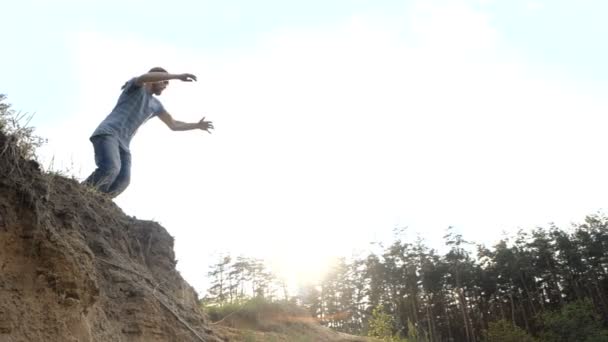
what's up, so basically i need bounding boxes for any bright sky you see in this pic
[3,0,608,293]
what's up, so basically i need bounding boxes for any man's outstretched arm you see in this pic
[158,111,214,133]
[136,72,197,85]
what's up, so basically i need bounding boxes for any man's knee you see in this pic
[101,165,121,182]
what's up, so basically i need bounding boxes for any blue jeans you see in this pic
[83,135,131,197]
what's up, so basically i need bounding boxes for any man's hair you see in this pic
[149,67,168,73]
[122,67,168,89]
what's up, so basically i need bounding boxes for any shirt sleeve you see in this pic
[122,77,141,93]
[150,98,166,117]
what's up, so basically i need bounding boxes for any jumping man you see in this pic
[83,67,214,197]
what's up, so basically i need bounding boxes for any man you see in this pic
[84,67,214,197]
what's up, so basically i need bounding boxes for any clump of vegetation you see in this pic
[205,297,277,324]
[539,299,608,342]
[484,320,537,342]
[204,297,306,332]
[0,94,45,161]
[367,305,407,342]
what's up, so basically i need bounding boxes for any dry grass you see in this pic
[206,299,378,342]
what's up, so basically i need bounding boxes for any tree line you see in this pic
[204,215,608,341]
[203,254,289,306]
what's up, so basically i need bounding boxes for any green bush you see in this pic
[367,305,408,342]
[484,320,537,342]
[540,299,608,342]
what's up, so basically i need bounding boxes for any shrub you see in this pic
[0,94,45,160]
[484,320,537,342]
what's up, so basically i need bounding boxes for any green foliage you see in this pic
[540,299,608,342]
[368,305,408,342]
[204,301,244,322]
[368,305,393,339]
[484,320,537,342]
[0,94,45,160]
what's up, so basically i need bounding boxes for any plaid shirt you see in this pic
[91,78,165,151]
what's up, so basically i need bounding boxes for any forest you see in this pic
[204,216,608,341]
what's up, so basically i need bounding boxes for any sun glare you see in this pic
[268,246,340,290]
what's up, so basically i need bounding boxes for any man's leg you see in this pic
[83,135,121,193]
[107,148,132,198]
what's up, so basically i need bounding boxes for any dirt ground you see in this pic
[0,131,222,342]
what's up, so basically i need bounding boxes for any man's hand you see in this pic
[177,73,197,82]
[198,117,214,133]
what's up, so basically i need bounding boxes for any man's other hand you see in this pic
[198,117,214,133]
[178,73,197,82]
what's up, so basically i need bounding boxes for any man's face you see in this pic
[151,80,169,95]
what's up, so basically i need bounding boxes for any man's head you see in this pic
[148,66,169,95]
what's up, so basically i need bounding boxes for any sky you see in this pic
[2,0,608,294]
